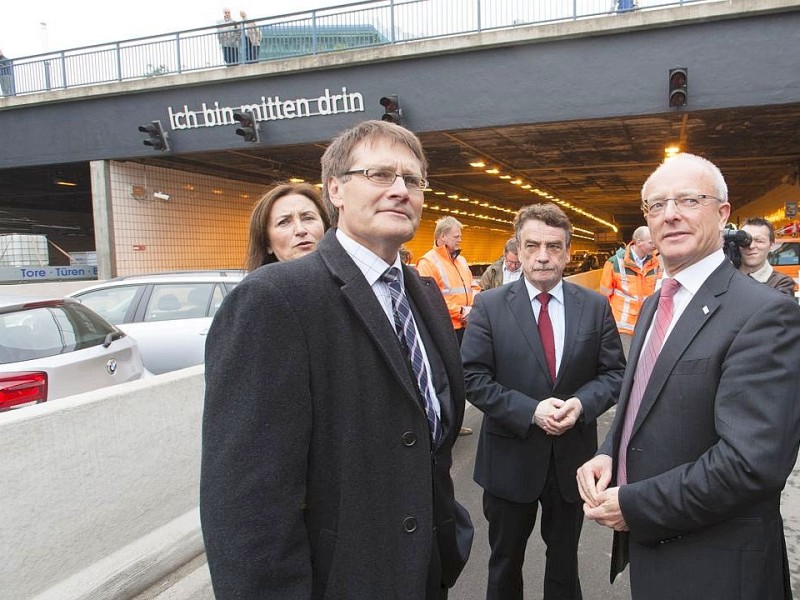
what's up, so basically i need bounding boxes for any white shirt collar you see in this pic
[523,277,565,305]
[747,260,773,283]
[335,228,402,286]
[664,249,726,295]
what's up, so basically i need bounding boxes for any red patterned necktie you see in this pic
[617,277,681,485]
[536,292,557,383]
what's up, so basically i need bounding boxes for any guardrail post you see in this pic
[44,60,52,91]
[312,11,318,54]
[390,0,396,44]
[573,0,578,20]
[175,33,182,74]
[115,42,122,82]
[59,52,66,89]
[476,0,482,32]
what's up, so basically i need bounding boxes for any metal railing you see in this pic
[0,0,703,97]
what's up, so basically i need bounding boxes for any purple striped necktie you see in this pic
[382,267,441,444]
[617,277,681,485]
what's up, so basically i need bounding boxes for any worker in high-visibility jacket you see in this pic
[417,216,480,345]
[599,225,661,357]
[417,216,480,435]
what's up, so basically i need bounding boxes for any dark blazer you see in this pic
[462,277,625,504]
[200,231,473,599]
[602,260,800,600]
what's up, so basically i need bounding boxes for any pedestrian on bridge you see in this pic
[216,8,239,65]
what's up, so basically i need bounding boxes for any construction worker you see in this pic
[600,225,660,356]
[418,216,480,436]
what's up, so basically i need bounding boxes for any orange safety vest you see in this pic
[600,243,661,335]
[417,245,479,330]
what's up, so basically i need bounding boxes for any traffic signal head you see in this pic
[138,120,170,151]
[380,95,402,125]
[669,67,688,108]
[233,109,260,143]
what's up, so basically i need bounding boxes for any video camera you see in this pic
[722,225,752,269]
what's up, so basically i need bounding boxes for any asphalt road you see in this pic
[449,404,631,600]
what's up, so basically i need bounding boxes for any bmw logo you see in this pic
[106,359,118,375]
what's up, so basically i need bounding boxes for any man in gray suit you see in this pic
[462,203,625,600]
[578,153,800,600]
[201,120,472,599]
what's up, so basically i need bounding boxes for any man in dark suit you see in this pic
[461,203,625,600]
[200,120,473,599]
[578,153,800,600]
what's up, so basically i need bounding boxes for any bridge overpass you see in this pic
[1,0,799,277]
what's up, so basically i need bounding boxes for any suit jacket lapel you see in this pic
[630,262,731,437]
[557,282,585,386]
[507,278,552,380]
[317,232,421,408]
[405,266,462,445]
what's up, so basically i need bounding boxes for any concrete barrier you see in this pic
[0,366,206,600]
[565,268,603,291]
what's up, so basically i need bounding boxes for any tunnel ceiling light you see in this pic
[289,177,305,183]
[664,145,681,158]
[485,168,500,174]
[469,161,486,168]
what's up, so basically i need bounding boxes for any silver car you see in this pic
[0,296,147,412]
[69,271,243,374]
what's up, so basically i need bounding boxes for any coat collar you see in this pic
[627,260,733,437]
[317,230,461,447]
[505,277,583,388]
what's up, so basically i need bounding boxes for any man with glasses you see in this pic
[739,216,795,297]
[600,226,661,356]
[201,120,473,599]
[479,237,522,290]
[578,153,800,600]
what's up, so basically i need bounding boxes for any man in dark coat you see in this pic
[462,203,625,600]
[200,120,473,599]
[578,153,800,600]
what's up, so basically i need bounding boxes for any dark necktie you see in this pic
[536,292,557,383]
[617,277,681,485]
[381,267,441,443]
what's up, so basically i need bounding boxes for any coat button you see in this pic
[403,516,417,533]
[402,431,417,447]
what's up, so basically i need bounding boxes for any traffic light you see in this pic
[669,67,688,107]
[138,120,170,151]
[380,95,402,125]
[233,109,260,143]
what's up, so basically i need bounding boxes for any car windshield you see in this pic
[768,242,800,266]
[0,303,116,364]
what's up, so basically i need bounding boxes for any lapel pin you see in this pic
[702,306,709,314]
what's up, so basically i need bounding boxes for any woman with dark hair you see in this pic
[244,182,331,272]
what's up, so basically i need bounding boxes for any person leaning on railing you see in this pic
[216,8,239,66]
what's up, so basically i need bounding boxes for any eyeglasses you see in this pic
[505,258,521,269]
[343,168,428,191]
[642,194,722,216]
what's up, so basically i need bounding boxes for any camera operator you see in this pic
[739,217,796,297]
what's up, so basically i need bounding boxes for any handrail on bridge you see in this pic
[0,0,701,97]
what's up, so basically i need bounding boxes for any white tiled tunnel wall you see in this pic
[109,161,269,275]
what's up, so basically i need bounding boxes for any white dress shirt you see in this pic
[336,229,440,419]
[523,277,566,374]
